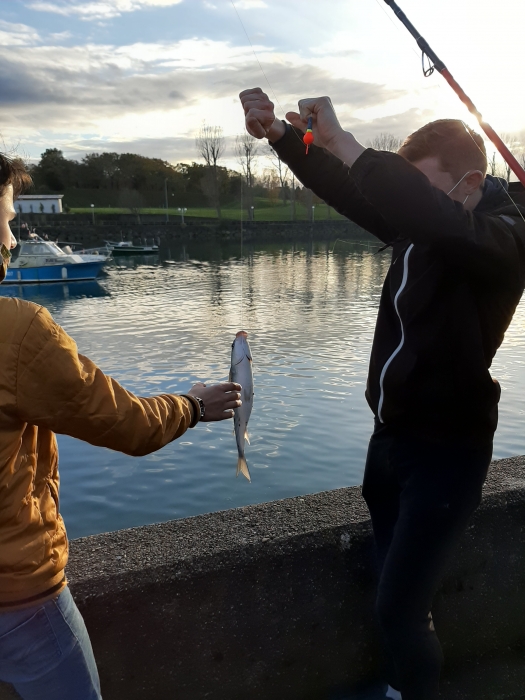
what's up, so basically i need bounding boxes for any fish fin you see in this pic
[236,456,251,482]
[244,429,250,445]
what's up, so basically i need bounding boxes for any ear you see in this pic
[465,170,484,194]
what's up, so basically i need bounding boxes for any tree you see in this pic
[196,124,225,218]
[265,144,290,205]
[31,149,78,191]
[235,133,259,216]
[367,133,403,152]
[499,133,521,183]
[488,152,498,177]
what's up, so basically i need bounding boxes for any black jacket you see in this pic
[272,126,525,440]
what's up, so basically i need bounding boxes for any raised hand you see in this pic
[286,96,345,152]
[239,87,285,142]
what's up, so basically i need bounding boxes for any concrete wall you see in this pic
[10,217,371,248]
[1,456,525,700]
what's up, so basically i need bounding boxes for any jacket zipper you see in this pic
[378,244,414,423]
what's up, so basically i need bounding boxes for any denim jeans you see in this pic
[362,420,493,700]
[0,586,101,700]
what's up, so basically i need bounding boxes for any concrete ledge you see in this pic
[2,456,525,699]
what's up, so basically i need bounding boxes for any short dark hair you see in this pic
[0,153,32,199]
[398,119,487,181]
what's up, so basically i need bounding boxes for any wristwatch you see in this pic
[181,395,206,427]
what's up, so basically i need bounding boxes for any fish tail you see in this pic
[236,456,251,482]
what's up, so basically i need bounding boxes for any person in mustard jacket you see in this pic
[0,154,242,700]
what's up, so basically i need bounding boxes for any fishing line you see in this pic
[372,0,525,225]
[240,169,244,329]
[460,121,525,227]
[371,0,421,62]
[229,0,306,148]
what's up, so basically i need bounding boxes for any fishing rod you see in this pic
[383,0,525,187]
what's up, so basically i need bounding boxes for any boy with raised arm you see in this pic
[240,88,525,700]
[0,154,242,700]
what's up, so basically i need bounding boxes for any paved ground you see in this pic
[335,649,525,700]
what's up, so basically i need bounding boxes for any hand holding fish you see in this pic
[186,382,242,422]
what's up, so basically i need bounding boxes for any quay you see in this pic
[1,456,524,699]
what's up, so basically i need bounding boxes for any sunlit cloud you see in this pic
[234,1,268,8]
[0,20,41,46]
[26,0,184,21]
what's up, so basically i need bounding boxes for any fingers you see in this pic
[221,382,242,392]
[224,396,242,409]
[242,98,274,115]
[286,111,306,132]
[239,87,269,111]
[190,382,206,390]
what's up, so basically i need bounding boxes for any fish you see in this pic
[229,330,254,482]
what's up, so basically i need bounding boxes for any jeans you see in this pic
[362,420,492,700]
[0,586,101,700]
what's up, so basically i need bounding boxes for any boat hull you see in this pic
[4,261,105,284]
[110,248,158,255]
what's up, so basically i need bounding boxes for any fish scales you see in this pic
[229,330,254,482]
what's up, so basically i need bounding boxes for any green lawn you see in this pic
[70,202,346,222]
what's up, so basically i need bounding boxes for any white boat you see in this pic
[5,236,107,284]
[104,240,159,255]
[60,242,113,263]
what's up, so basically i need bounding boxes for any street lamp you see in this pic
[250,205,255,221]
[164,178,169,223]
[90,203,95,225]
[178,207,187,225]
[311,204,316,223]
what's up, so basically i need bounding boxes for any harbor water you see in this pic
[3,238,525,539]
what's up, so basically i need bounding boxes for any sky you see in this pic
[0,0,524,172]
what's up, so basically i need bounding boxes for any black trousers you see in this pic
[362,420,493,700]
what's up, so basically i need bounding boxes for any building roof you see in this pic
[16,195,64,200]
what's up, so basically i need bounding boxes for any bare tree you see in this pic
[488,152,498,177]
[265,144,289,206]
[499,133,520,183]
[196,123,225,218]
[367,133,403,152]
[235,133,259,217]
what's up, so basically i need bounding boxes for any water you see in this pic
[3,239,525,539]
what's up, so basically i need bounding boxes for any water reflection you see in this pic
[1,238,524,539]
[0,280,109,304]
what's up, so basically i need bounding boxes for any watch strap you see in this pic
[181,395,205,428]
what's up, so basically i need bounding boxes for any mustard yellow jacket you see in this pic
[0,297,194,608]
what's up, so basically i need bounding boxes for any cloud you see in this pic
[0,20,41,46]
[27,0,184,21]
[0,34,409,165]
[0,38,402,116]
[234,1,268,8]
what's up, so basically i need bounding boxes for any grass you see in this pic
[70,202,347,222]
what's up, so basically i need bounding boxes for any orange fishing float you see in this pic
[303,116,314,154]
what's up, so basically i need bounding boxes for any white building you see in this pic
[15,195,64,214]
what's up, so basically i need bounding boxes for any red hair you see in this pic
[398,119,487,181]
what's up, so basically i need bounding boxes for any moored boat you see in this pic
[104,240,159,255]
[4,236,106,284]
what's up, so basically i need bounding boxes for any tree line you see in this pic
[28,128,525,216]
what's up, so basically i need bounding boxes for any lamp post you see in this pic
[250,205,255,221]
[178,207,187,225]
[90,203,95,225]
[311,204,316,223]
[164,178,169,223]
